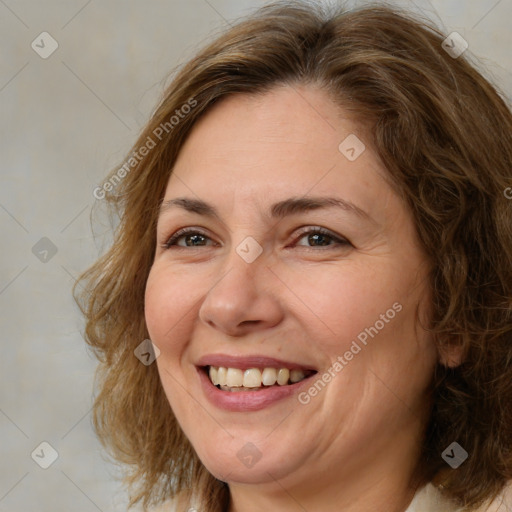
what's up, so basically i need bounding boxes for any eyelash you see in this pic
[161,226,351,251]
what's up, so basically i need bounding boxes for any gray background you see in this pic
[1,1,510,511]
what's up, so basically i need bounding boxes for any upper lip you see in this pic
[196,353,317,372]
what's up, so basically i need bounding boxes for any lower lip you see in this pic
[197,367,315,412]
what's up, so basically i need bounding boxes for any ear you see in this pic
[438,342,465,368]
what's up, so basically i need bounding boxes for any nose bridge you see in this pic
[213,233,267,298]
[219,201,269,273]
[198,233,281,334]
[234,233,266,267]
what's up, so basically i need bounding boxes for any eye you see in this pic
[292,227,351,249]
[161,228,216,249]
[161,226,352,250]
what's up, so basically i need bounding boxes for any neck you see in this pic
[228,473,422,512]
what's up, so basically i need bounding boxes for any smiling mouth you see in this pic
[203,365,317,391]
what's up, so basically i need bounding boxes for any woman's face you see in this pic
[145,85,437,500]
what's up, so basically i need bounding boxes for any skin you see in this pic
[144,84,439,512]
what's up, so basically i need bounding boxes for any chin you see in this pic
[193,439,291,484]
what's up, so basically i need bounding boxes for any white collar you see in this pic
[405,483,463,512]
[405,482,512,512]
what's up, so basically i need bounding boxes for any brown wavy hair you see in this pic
[74,1,512,510]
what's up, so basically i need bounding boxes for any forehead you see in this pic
[163,85,391,217]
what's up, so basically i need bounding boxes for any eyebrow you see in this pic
[158,196,375,224]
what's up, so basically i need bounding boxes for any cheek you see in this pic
[144,268,195,408]
[144,265,192,347]
[271,260,396,348]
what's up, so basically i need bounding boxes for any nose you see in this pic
[198,247,284,337]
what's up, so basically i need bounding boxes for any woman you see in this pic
[75,2,512,511]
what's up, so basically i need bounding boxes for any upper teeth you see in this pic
[208,366,308,388]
